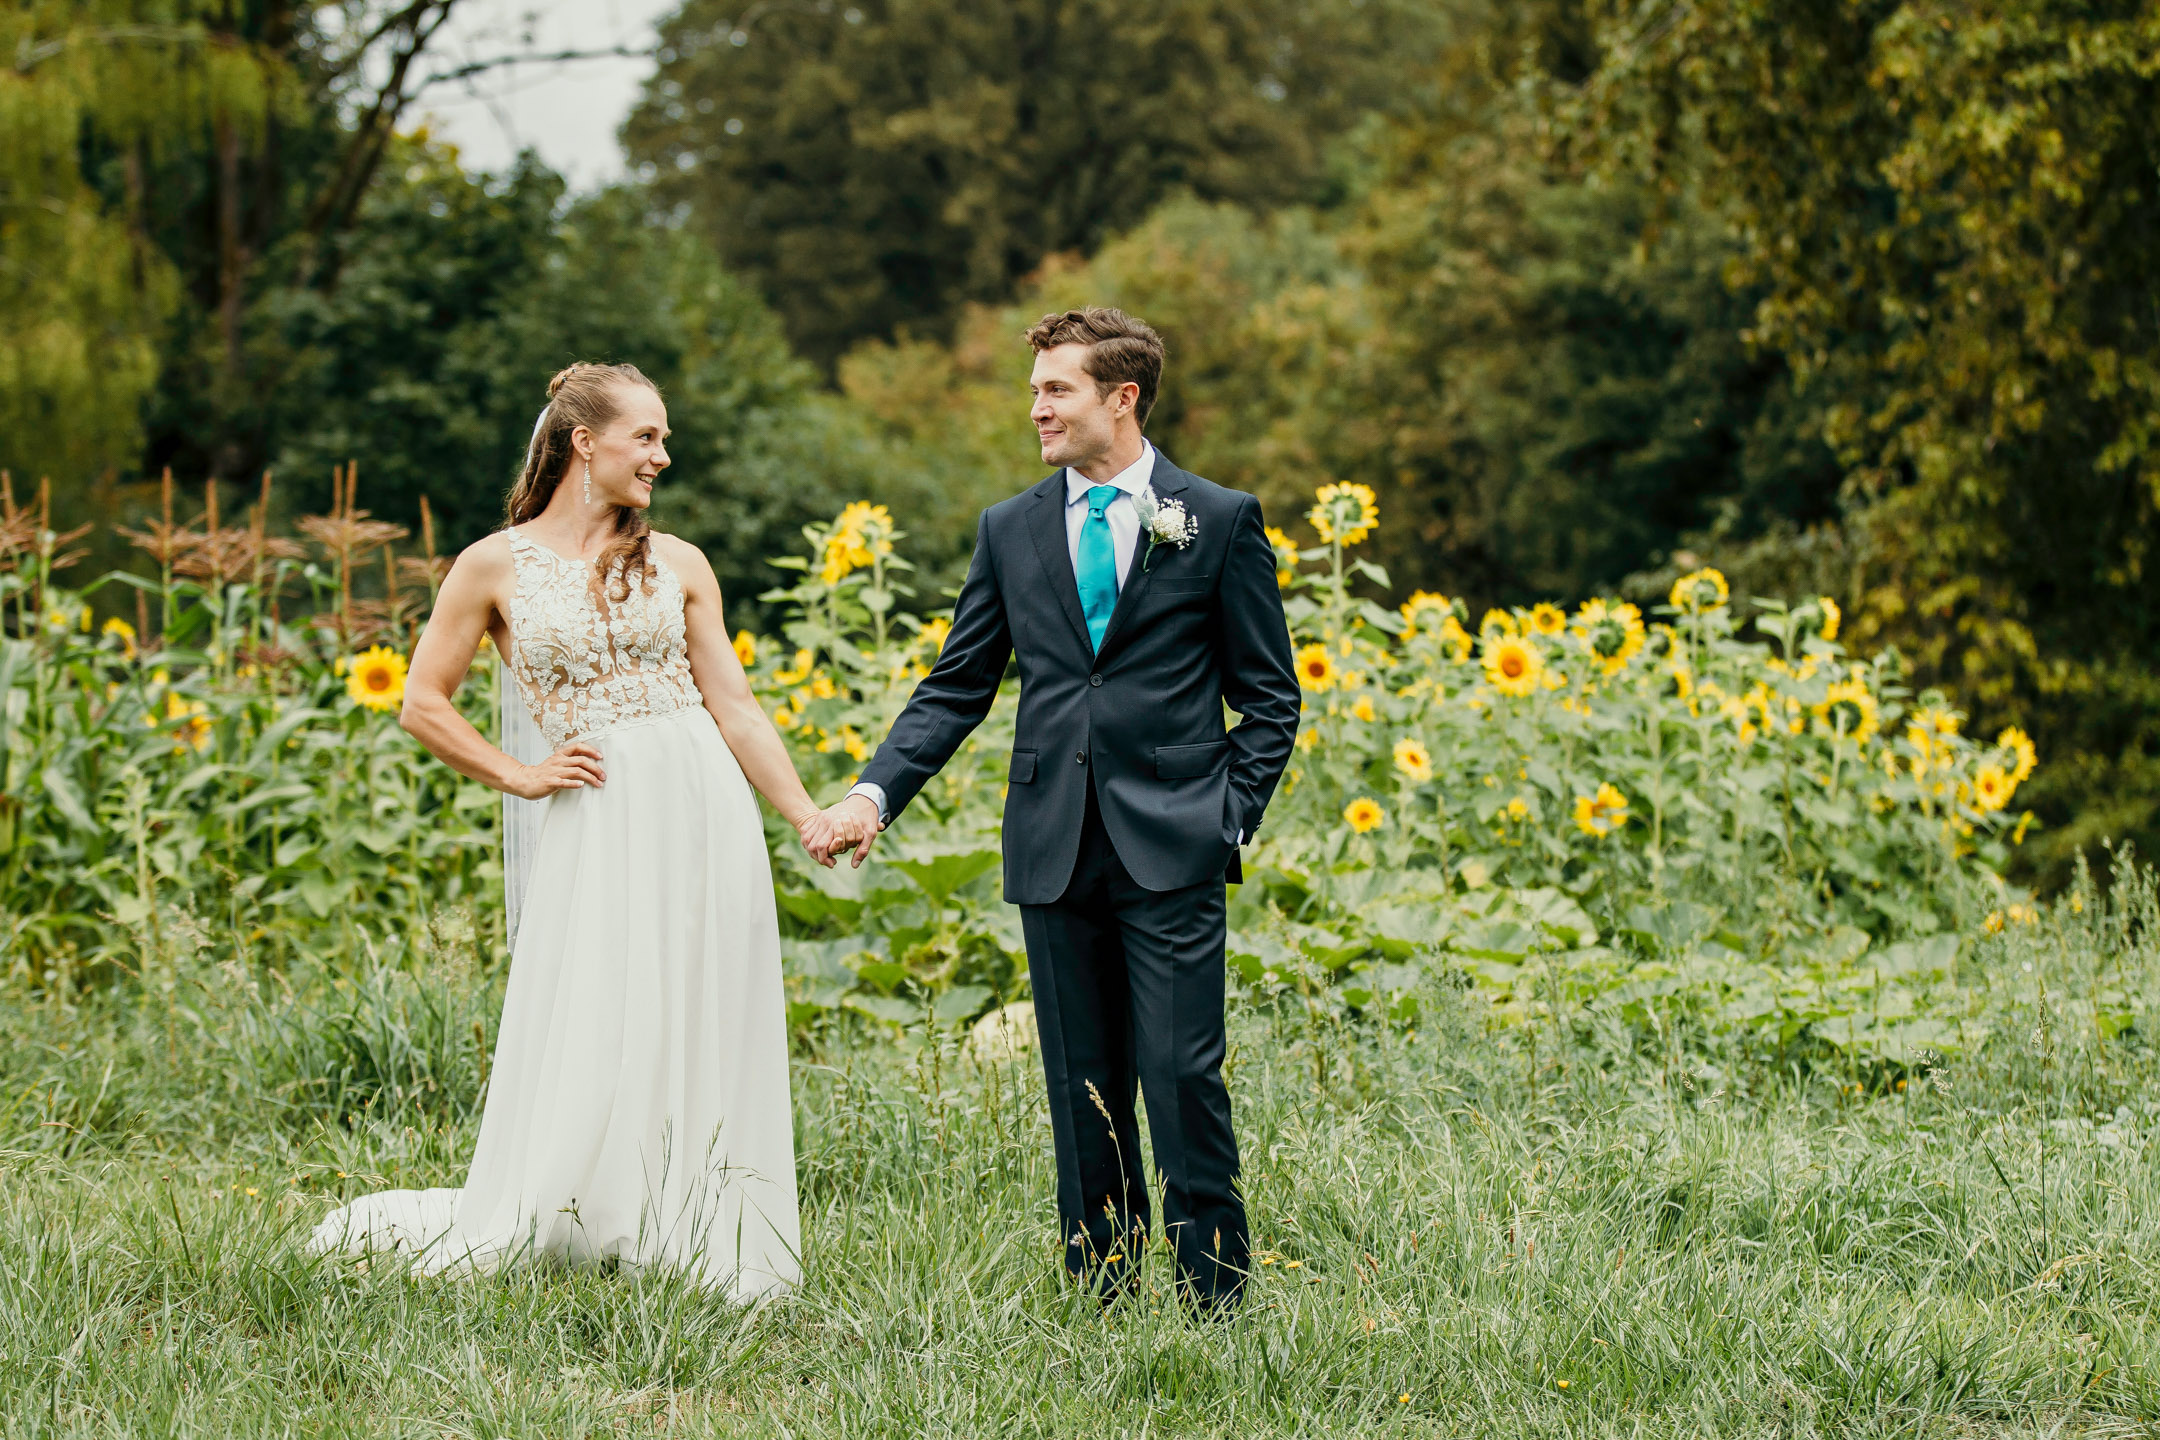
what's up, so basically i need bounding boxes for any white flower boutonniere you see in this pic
[1133,485,1197,571]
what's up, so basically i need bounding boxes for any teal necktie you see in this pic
[1075,483,1121,651]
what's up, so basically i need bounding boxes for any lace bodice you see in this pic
[505,528,702,749]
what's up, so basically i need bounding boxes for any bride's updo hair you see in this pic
[506,362,660,601]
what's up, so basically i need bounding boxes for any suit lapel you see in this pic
[1025,472,1094,656]
[1093,456,1191,661]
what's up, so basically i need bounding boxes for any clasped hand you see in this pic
[793,793,883,869]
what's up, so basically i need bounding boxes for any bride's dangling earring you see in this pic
[583,458,593,505]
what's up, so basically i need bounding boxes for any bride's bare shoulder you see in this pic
[650,532,716,582]
[438,531,515,592]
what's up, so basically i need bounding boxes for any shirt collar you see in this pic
[1064,441,1156,506]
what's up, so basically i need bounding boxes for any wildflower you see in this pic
[1573,783,1628,837]
[1393,737,1433,783]
[1295,725,1319,752]
[1983,910,2005,934]
[1815,595,1841,643]
[1971,764,2014,813]
[1813,677,1880,745]
[345,646,408,712]
[1307,482,1379,547]
[1670,567,1729,614]
[1343,797,1385,833]
[1483,635,1544,697]
[1399,590,1456,638]
[775,648,814,685]
[1528,602,1566,636]
[2012,810,2036,845]
[1295,643,1338,692]
[1266,526,1302,587]
[1997,725,2037,784]
[1571,599,1645,676]
[1506,797,1529,821]
[1350,694,1376,723]
[101,615,138,659]
[807,671,840,701]
[771,705,797,730]
[732,630,758,668]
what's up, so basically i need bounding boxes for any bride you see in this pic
[310,361,841,1298]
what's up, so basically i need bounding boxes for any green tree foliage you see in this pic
[0,2,283,486]
[624,0,1448,366]
[1573,0,2160,874]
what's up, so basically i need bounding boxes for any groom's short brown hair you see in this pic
[1024,307,1165,430]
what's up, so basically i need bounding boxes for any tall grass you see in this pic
[2,865,2157,1436]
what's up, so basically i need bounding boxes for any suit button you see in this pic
[1089,673,1103,687]
[1075,750,1087,764]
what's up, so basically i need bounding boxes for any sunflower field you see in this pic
[0,472,2039,1064]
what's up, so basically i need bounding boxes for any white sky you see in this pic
[415,0,678,189]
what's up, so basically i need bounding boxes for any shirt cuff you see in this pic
[846,781,889,826]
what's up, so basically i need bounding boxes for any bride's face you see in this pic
[576,386,671,510]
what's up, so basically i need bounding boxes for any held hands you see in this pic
[508,742,606,800]
[796,793,883,869]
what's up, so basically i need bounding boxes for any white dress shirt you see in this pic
[848,443,1180,829]
[1063,441,1155,592]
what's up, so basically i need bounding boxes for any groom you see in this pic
[824,308,1300,1310]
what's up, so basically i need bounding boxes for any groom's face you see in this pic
[1030,343,1129,470]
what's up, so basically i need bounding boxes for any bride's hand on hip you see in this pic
[508,743,606,800]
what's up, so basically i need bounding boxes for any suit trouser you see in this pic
[1019,784,1247,1306]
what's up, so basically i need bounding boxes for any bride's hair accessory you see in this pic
[530,403,552,442]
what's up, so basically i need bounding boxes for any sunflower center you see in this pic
[1500,653,1525,678]
[365,670,392,692]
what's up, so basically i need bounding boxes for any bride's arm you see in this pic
[664,537,838,862]
[401,536,606,801]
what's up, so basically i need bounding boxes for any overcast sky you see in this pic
[416,0,677,189]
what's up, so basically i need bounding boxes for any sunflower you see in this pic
[1910,706,1961,738]
[1506,797,1530,821]
[916,616,952,655]
[1479,608,1518,641]
[835,501,897,556]
[1815,595,1842,643]
[1295,643,1337,692]
[1571,599,1645,676]
[1528,603,1566,636]
[1812,677,1879,744]
[1307,483,1379,547]
[1971,763,2015,813]
[1482,634,1544,697]
[1435,616,1474,663]
[101,615,138,660]
[1399,590,1456,638]
[1997,725,2037,784]
[1670,567,1730,614]
[1350,693,1376,723]
[1343,797,1386,833]
[1266,526,1302,588]
[346,646,407,712]
[1393,736,1433,782]
[145,691,213,752]
[732,630,758,668]
[775,648,814,685]
[1573,782,1628,837]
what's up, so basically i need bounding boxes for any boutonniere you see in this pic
[1133,485,1197,571]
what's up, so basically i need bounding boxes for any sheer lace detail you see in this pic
[505,528,701,749]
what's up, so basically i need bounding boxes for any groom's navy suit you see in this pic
[857,451,1299,1305]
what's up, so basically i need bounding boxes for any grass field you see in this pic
[4,894,2158,1439]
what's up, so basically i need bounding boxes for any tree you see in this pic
[624,0,1448,367]
[1574,0,2160,875]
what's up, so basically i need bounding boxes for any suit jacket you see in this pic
[858,456,1302,905]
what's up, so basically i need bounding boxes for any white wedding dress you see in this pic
[309,528,800,1299]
